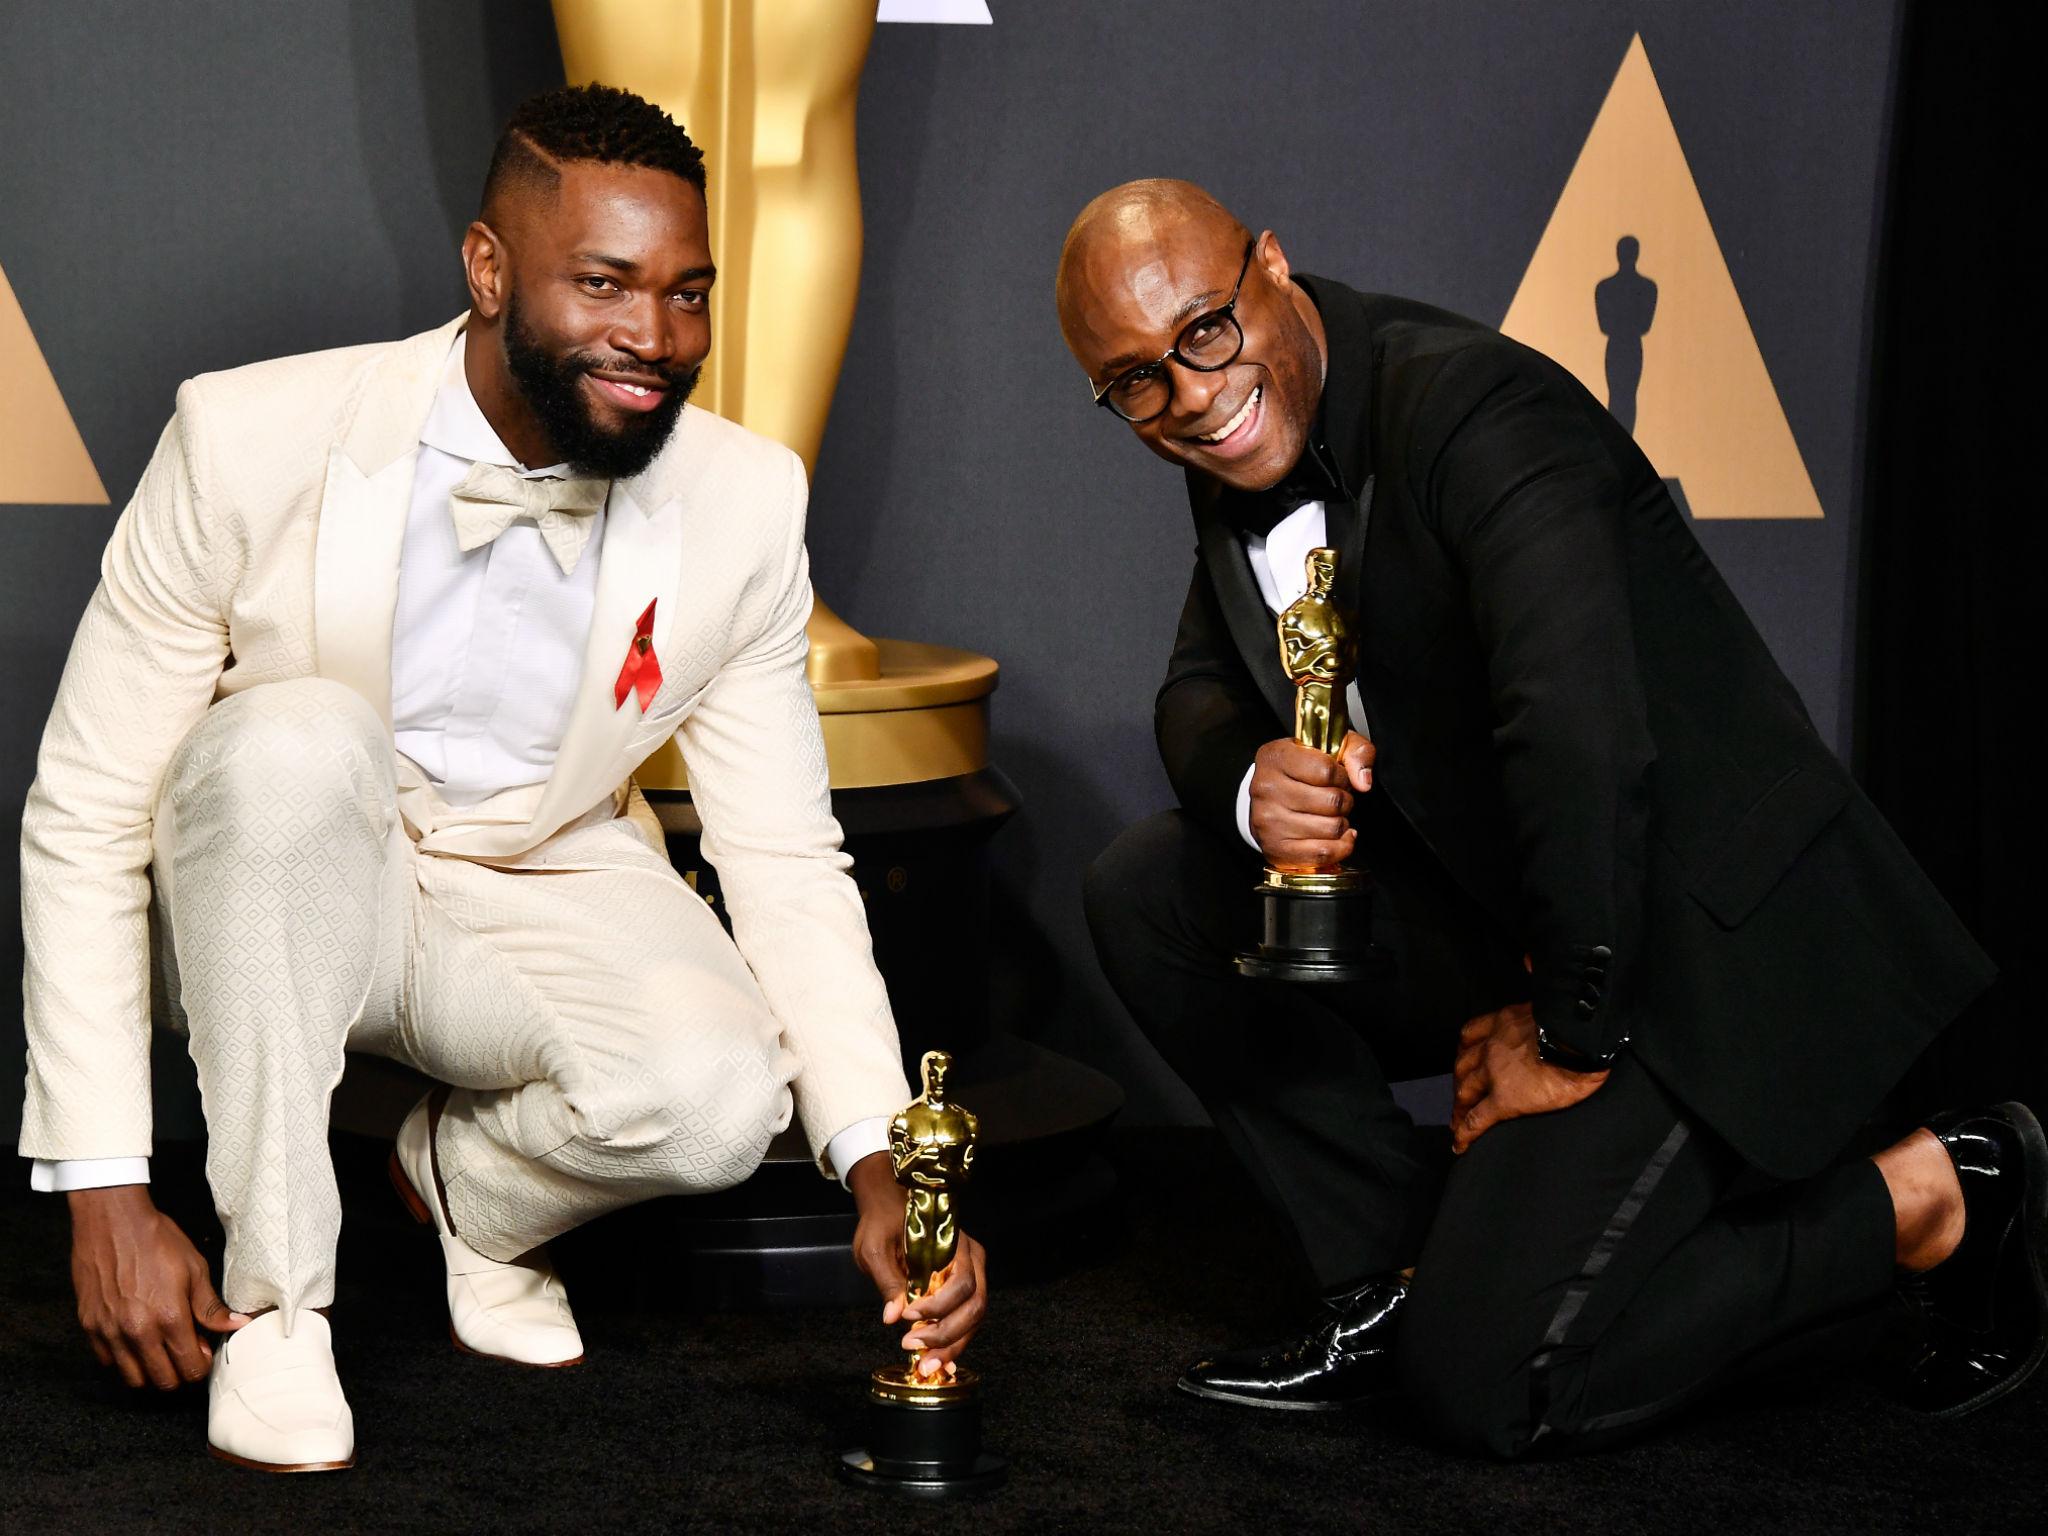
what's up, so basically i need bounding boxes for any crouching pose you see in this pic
[19,85,986,1471]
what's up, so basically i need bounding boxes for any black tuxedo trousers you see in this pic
[1087,810,1894,1455]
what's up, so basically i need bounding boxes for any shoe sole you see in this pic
[1173,1375,1363,1412]
[387,1150,587,1371]
[1926,1100,2048,1420]
[208,1446,353,1473]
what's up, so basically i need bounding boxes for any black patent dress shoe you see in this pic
[1176,1273,1407,1411]
[1897,1102,2048,1418]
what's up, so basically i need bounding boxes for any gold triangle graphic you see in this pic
[0,260,108,506]
[1501,35,1821,519]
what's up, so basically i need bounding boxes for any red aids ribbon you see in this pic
[614,599,662,711]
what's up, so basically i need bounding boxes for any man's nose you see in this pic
[1165,359,1228,424]
[609,298,674,362]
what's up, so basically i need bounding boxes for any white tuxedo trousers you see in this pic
[150,679,796,1322]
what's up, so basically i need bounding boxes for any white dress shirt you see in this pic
[36,338,887,1191]
[1235,499,1372,851]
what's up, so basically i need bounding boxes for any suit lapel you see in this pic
[313,313,467,728]
[1324,473,1373,629]
[1193,495,1295,726]
[523,472,685,842]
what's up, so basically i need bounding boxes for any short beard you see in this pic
[502,293,698,479]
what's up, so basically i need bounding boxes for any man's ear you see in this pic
[462,220,508,320]
[1257,229,1292,285]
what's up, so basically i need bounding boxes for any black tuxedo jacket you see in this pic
[1157,275,1994,1177]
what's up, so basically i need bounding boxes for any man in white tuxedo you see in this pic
[17,84,988,1472]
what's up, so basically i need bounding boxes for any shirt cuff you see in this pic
[824,1116,892,1187]
[1234,762,1260,851]
[30,1156,152,1193]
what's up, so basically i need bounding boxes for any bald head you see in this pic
[1054,180,1326,493]
[1055,179,1247,335]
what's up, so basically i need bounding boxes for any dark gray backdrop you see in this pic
[0,1,1897,1138]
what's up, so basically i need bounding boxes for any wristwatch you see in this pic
[1536,1026,1628,1073]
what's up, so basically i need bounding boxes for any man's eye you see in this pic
[1184,318,1222,347]
[671,289,706,307]
[579,276,618,293]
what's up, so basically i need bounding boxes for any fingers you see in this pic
[131,1328,184,1392]
[163,1275,215,1384]
[1339,732,1376,792]
[1452,1064,1488,1115]
[1257,825,1359,872]
[1453,1095,1503,1156]
[103,1336,148,1391]
[902,1254,972,1325]
[188,1254,249,1338]
[1256,737,1350,789]
[1459,1011,1498,1046]
[1259,773,1355,818]
[902,1240,987,1369]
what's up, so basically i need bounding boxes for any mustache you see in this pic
[567,351,697,391]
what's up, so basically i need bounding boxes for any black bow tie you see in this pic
[1229,438,1343,537]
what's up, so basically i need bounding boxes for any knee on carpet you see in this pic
[1395,1289,1544,1459]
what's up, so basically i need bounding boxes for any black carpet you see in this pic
[2,1128,2042,1535]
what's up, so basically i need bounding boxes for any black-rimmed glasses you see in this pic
[1090,239,1256,424]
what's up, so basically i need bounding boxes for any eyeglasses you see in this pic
[1090,240,1256,424]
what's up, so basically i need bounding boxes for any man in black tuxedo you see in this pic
[1057,179,2040,1455]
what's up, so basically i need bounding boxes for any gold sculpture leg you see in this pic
[841,1051,1004,1495]
[1236,548,1379,981]
[554,1,1004,789]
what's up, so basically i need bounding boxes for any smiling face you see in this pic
[1057,186,1326,493]
[461,158,715,477]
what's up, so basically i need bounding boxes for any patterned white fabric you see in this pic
[446,460,607,574]
[19,315,909,1188]
[153,678,795,1318]
[392,337,603,808]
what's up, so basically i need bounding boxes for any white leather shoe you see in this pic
[390,1091,585,1368]
[207,1309,354,1472]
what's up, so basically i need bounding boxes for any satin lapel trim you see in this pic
[525,481,684,843]
[312,450,417,729]
[1325,473,1373,626]
[313,314,466,730]
[1196,505,1295,727]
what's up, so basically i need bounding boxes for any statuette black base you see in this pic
[838,1368,1006,1498]
[1235,874,1380,984]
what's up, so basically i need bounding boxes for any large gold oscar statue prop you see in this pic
[1235,547,1379,982]
[552,0,998,790]
[840,1051,1005,1497]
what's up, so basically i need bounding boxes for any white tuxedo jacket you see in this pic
[19,315,909,1166]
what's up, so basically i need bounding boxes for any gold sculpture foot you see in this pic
[868,1361,979,1406]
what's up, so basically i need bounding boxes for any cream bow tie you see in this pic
[448,461,609,574]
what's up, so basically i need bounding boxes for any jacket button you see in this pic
[1575,999,1597,1018]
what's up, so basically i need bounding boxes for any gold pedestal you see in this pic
[633,636,998,792]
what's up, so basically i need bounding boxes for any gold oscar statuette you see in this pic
[839,1051,1005,1496]
[1236,547,1380,982]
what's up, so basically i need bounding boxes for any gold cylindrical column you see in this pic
[553,0,995,779]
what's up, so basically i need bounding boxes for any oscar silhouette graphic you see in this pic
[1595,234,1657,434]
